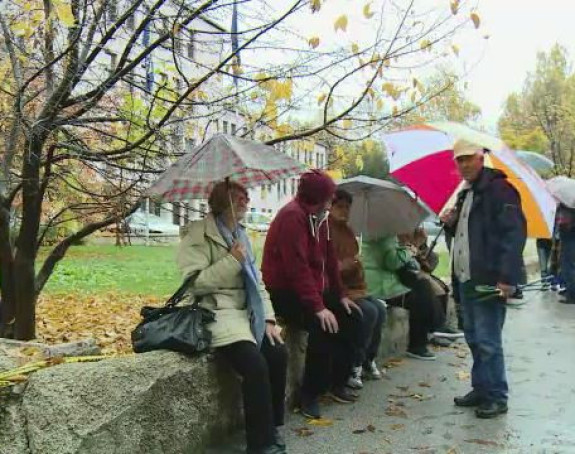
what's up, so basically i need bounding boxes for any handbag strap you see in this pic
[165,275,197,308]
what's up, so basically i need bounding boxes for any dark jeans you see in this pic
[560,232,575,300]
[536,238,553,280]
[459,282,508,403]
[270,289,362,399]
[354,296,387,366]
[219,338,287,450]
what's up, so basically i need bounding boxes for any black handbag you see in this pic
[131,276,215,355]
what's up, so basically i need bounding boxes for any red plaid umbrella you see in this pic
[147,134,306,202]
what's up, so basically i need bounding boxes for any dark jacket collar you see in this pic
[471,167,507,193]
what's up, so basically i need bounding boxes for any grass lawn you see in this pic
[40,245,182,297]
[39,239,450,297]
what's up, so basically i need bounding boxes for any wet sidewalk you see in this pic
[209,289,575,453]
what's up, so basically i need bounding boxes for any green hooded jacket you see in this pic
[361,235,411,300]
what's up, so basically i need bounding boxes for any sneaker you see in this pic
[432,326,464,339]
[273,427,286,450]
[329,386,357,404]
[406,347,437,361]
[559,297,575,305]
[362,360,383,380]
[475,401,508,419]
[346,366,363,389]
[299,394,321,419]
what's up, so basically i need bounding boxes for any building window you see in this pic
[199,203,207,218]
[172,203,181,225]
[154,201,162,217]
[276,183,280,199]
[290,178,295,196]
[147,198,154,214]
[223,121,228,134]
[185,137,196,152]
[107,2,117,23]
[187,30,195,59]
[105,51,117,75]
[231,123,237,135]
[282,179,287,195]
[127,10,136,30]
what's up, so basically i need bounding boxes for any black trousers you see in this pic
[218,338,287,450]
[392,270,444,350]
[270,290,363,399]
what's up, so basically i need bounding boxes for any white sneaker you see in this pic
[346,366,363,389]
[362,361,383,380]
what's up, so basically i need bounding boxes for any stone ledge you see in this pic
[0,307,409,454]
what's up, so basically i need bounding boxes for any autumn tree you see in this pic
[0,0,482,339]
[498,44,575,173]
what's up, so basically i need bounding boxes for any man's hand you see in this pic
[496,282,516,300]
[265,322,284,346]
[341,297,362,316]
[440,207,456,226]
[315,308,339,333]
[230,241,247,263]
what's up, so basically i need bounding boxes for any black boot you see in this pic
[475,401,508,419]
[454,390,484,407]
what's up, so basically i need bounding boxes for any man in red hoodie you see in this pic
[262,170,362,419]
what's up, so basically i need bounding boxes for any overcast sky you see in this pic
[458,0,575,130]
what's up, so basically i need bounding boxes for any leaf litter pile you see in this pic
[36,292,164,354]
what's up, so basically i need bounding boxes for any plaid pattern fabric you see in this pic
[147,134,306,202]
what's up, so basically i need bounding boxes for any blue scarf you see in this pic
[216,217,266,347]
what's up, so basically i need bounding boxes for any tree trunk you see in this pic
[13,255,37,340]
[0,202,16,337]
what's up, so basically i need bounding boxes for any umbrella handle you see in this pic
[424,224,445,260]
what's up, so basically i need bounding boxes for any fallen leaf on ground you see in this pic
[385,404,408,418]
[446,448,458,454]
[353,429,367,434]
[456,351,468,358]
[367,424,376,432]
[456,371,470,381]
[418,381,432,388]
[464,439,500,447]
[384,357,405,368]
[390,423,405,430]
[307,418,334,427]
[396,385,410,392]
[292,427,314,437]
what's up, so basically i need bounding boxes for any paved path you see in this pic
[209,289,575,453]
[281,290,575,454]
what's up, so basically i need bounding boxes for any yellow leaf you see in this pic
[363,3,375,19]
[376,99,384,110]
[470,12,481,29]
[308,37,320,49]
[317,93,327,105]
[392,105,399,116]
[250,92,258,101]
[351,43,359,54]
[410,91,416,103]
[307,417,334,427]
[452,44,460,56]
[450,0,459,15]
[342,119,353,129]
[367,87,375,99]
[412,78,419,89]
[334,15,348,32]
[310,0,321,13]
[364,139,375,152]
[420,39,432,51]
[384,58,391,68]
[56,2,75,27]
[355,154,364,170]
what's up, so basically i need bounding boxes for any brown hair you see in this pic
[208,181,248,216]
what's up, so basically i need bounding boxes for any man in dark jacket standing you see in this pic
[441,139,527,419]
[262,170,362,419]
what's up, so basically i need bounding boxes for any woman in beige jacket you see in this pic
[177,181,287,454]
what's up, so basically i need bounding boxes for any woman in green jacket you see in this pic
[177,181,287,454]
[362,235,440,360]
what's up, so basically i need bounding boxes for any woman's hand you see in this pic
[230,241,247,263]
[265,322,284,346]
